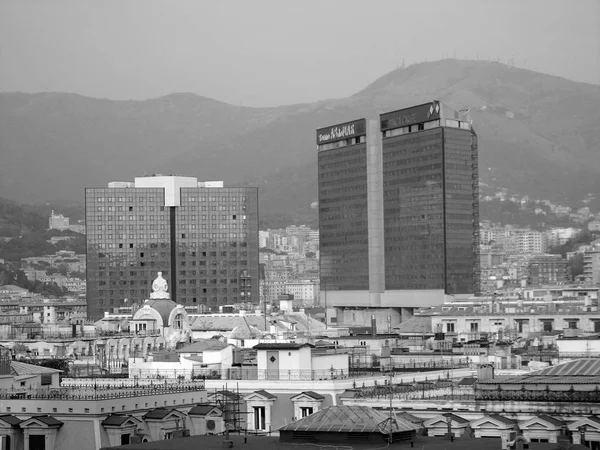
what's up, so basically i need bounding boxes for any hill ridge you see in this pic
[1,59,599,227]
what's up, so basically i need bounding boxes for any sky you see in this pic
[0,0,599,107]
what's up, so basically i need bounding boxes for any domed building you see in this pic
[131,272,191,349]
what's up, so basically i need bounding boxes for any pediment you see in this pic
[243,393,275,402]
[244,394,268,402]
[103,418,141,429]
[520,420,551,430]
[568,417,600,431]
[424,418,467,428]
[424,418,449,427]
[290,394,323,403]
[160,410,187,421]
[20,417,62,429]
[472,419,502,429]
[145,410,187,422]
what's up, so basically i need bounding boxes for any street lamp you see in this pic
[578,424,587,447]
[446,415,454,442]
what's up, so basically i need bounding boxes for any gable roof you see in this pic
[471,414,516,428]
[190,315,267,332]
[20,415,63,428]
[536,414,566,427]
[535,359,600,377]
[568,416,600,430]
[393,316,432,334]
[424,414,469,427]
[290,391,325,401]
[253,343,314,350]
[245,390,277,400]
[396,412,425,424]
[101,414,140,427]
[457,377,477,386]
[278,406,416,434]
[176,340,229,353]
[11,361,62,376]
[520,415,565,428]
[0,414,21,427]
[143,408,185,420]
[188,404,222,416]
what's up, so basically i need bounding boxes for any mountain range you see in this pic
[1,59,599,228]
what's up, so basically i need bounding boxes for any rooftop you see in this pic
[176,340,229,353]
[253,343,314,350]
[11,360,62,376]
[99,434,588,450]
[278,405,416,434]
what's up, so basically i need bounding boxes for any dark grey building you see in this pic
[85,176,258,320]
[317,101,479,330]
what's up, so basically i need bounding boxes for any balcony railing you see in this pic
[475,387,600,403]
[0,381,205,401]
[122,368,387,381]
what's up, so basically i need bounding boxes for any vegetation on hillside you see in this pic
[0,262,72,296]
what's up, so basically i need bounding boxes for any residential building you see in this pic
[48,210,70,230]
[584,241,600,285]
[527,255,569,286]
[515,230,547,254]
[317,101,479,330]
[85,176,259,320]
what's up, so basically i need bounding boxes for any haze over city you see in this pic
[1,0,599,106]
[1,1,600,449]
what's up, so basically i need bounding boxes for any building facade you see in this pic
[317,101,479,330]
[85,176,259,320]
[527,255,569,286]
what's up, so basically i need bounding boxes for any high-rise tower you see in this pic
[85,176,259,320]
[317,101,479,330]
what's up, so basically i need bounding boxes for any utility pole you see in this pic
[388,371,394,443]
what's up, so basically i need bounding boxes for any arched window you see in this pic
[173,314,184,330]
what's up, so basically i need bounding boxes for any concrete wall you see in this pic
[202,347,234,369]
[311,354,348,373]
[557,339,600,354]
[256,347,311,373]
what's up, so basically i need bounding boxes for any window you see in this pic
[446,323,455,332]
[253,406,266,430]
[300,406,313,417]
[542,320,554,332]
[470,322,479,332]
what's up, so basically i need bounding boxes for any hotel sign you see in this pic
[316,119,366,145]
[380,101,441,131]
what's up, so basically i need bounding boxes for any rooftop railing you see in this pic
[0,380,205,401]
[475,388,600,403]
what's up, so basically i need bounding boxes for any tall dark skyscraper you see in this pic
[85,176,259,320]
[317,101,479,330]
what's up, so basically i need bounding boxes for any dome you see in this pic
[142,299,178,326]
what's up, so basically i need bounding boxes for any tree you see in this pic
[57,263,70,276]
[569,253,585,279]
[30,358,71,377]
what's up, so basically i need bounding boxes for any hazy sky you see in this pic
[0,0,599,107]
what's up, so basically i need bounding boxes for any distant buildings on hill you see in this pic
[48,210,85,234]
